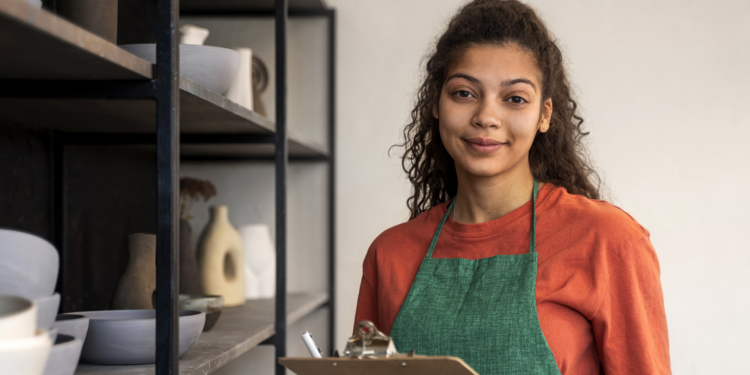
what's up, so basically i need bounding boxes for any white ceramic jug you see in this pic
[239,224,275,299]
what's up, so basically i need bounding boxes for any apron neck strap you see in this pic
[426,179,539,259]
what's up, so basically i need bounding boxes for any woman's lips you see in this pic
[464,137,506,153]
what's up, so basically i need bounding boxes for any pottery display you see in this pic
[0,295,36,339]
[179,24,209,45]
[0,229,59,300]
[252,56,270,116]
[226,48,253,110]
[0,329,53,375]
[180,219,203,295]
[179,294,224,331]
[53,314,89,342]
[41,334,84,375]
[239,224,276,299]
[57,0,118,43]
[25,0,42,9]
[197,206,246,307]
[34,293,60,330]
[47,328,58,342]
[76,309,205,365]
[120,44,240,95]
[111,233,156,310]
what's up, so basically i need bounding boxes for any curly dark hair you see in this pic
[399,0,601,220]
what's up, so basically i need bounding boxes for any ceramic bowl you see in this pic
[25,0,42,9]
[53,314,89,342]
[34,293,60,330]
[42,334,83,375]
[47,328,58,342]
[179,294,224,331]
[0,329,53,375]
[120,44,240,94]
[77,309,205,365]
[0,295,36,339]
[0,229,59,300]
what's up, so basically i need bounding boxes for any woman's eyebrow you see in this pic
[502,78,536,92]
[446,73,480,85]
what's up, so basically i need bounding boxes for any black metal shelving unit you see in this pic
[0,0,335,373]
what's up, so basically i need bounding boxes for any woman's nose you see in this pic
[472,98,502,129]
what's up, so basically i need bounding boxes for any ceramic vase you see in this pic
[57,0,118,43]
[111,234,156,310]
[239,224,275,299]
[225,48,253,110]
[196,206,246,307]
[179,219,203,295]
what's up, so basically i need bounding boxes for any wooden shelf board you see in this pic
[181,133,327,158]
[75,292,329,375]
[181,0,328,12]
[0,0,152,80]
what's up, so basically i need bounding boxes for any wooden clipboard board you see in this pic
[279,356,479,375]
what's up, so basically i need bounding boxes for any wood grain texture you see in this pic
[279,356,479,375]
[75,292,328,375]
[0,0,152,79]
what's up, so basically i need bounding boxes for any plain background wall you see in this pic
[328,0,750,374]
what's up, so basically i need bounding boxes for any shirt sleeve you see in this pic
[592,236,672,374]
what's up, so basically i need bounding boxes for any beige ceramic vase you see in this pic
[112,233,156,309]
[197,206,246,307]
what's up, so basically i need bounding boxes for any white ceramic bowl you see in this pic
[0,329,53,375]
[47,328,58,343]
[34,293,60,330]
[120,44,240,94]
[77,309,205,365]
[0,229,59,300]
[25,0,42,9]
[0,295,37,339]
[53,314,89,342]
[42,334,84,375]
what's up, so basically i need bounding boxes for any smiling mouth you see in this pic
[464,137,506,153]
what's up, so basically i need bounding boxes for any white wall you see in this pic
[328,0,750,373]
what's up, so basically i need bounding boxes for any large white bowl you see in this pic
[77,309,205,365]
[34,294,60,330]
[0,229,59,300]
[0,329,53,375]
[53,314,89,342]
[0,295,37,339]
[42,334,84,375]
[120,44,240,94]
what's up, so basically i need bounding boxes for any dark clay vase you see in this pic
[180,219,203,295]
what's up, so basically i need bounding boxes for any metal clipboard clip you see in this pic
[343,320,399,358]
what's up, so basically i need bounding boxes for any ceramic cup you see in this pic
[179,294,224,331]
[0,229,59,300]
[76,309,205,365]
[53,314,89,342]
[34,294,61,330]
[0,329,53,375]
[0,295,36,339]
[42,334,84,375]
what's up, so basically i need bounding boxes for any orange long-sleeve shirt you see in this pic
[354,183,671,374]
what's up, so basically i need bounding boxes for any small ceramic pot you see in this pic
[76,309,205,365]
[179,294,224,331]
[0,229,59,300]
[34,294,60,330]
[53,314,90,342]
[0,329,53,375]
[0,295,36,339]
[42,334,84,375]
[119,44,240,94]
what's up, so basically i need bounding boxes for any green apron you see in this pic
[390,180,561,375]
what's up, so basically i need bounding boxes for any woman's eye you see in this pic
[455,90,474,98]
[508,96,527,104]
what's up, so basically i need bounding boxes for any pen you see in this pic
[301,331,323,358]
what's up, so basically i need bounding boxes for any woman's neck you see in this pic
[453,165,537,224]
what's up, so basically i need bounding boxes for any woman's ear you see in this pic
[539,98,553,133]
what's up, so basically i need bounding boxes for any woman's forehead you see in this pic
[447,44,542,89]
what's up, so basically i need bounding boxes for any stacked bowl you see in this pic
[0,229,84,375]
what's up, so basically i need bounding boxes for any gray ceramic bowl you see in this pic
[0,229,59,300]
[76,309,205,365]
[53,314,90,342]
[42,334,83,375]
[179,294,224,331]
[119,44,240,94]
[34,293,60,330]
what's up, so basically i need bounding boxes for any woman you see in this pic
[354,1,671,374]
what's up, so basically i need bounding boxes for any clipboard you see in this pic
[278,356,479,375]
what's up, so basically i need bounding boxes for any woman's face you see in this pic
[436,44,553,180]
